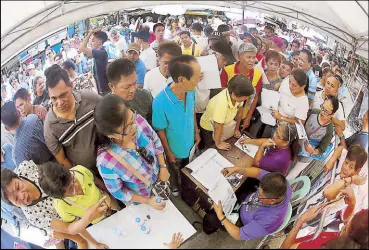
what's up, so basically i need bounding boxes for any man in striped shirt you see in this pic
[43,65,101,173]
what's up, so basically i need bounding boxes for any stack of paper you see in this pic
[196,54,222,90]
[186,149,237,218]
[234,134,259,158]
[257,88,281,126]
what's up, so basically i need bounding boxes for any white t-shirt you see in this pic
[139,47,157,71]
[311,90,345,121]
[192,34,208,51]
[113,36,128,54]
[143,67,172,98]
[278,76,309,121]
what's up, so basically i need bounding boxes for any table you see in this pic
[87,200,196,249]
[182,136,254,194]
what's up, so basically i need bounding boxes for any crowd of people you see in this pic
[1,14,368,250]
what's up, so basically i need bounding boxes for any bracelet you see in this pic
[242,167,246,175]
[220,216,227,224]
[159,164,167,169]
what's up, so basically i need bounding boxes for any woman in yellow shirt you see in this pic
[200,75,254,150]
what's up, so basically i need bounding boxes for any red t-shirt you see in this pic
[296,232,339,249]
[220,62,262,94]
[148,32,156,44]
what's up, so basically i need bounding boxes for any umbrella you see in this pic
[152,5,186,16]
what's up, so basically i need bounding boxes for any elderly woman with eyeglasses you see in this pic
[287,95,339,180]
[240,122,298,175]
[94,94,169,210]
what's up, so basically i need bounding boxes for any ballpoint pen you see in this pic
[225,154,240,159]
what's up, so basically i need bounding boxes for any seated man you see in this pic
[1,101,54,166]
[207,167,291,240]
[14,88,48,121]
[107,58,153,124]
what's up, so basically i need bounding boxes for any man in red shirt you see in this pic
[220,43,262,131]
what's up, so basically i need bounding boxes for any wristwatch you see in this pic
[339,134,345,141]
[159,164,167,169]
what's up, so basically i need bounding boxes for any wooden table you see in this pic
[181,133,255,217]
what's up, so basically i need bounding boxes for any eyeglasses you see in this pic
[120,112,136,136]
[320,103,333,116]
[137,147,154,165]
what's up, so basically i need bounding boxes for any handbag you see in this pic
[107,149,171,200]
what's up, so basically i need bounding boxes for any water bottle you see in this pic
[156,198,162,203]
[140,225,151,234]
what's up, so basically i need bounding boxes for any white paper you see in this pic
[189,144,197,163]
[196,54,222,90]
[261,88,280,110]
[186,148,218,172]
[257,106,276,126]
[192,164,222,190]
[208,177,237,217]
[234,134,259,158]
[295,120,307,140]
[87,200,196,249]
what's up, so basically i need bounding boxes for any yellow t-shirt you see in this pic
[181,43,202,57]
[54,165,105,224]
[200,89,243,131]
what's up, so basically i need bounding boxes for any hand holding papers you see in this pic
[257,88,281,126]
[196,55,222,90]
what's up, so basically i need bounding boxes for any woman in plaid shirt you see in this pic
[95,94,169,210]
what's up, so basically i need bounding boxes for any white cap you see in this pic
[28,64,35,70]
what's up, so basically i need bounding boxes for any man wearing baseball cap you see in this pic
[200,31,222,56]
[220,43,263,132]
[126,43,147,87]
[132,29,157,71]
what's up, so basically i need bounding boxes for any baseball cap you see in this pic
[127,43,141,53]
[210,40,236,64]
[131,30,150,42]
[238,43,257,54]
[190,23,203,32]
[271,36,284,48]
[208,31,222,41]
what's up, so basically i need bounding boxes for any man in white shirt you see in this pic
[133,29,157,71]
[143,42,182,98]
[190,23,208,52]
[150,23,168,53]
[62,41,78,61]
[110,29,127,58]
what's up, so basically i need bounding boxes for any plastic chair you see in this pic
[289,176,311,206]
[256,203,292,249]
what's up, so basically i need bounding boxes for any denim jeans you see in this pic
[77,59,88,74]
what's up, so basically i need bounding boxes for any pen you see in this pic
[225,154,240,159]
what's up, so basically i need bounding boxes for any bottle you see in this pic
[141,225,151,234]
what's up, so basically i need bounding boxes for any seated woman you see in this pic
[200,75,254,150]
[1,161,108,249]
[287,95,339,180]
[262,50,283,91]
[311,75,346,131]
[281,192,368,249]
[39,162,120,225]
[323,144,367,201]
[94,94,169,209]
[239,121,297,175]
